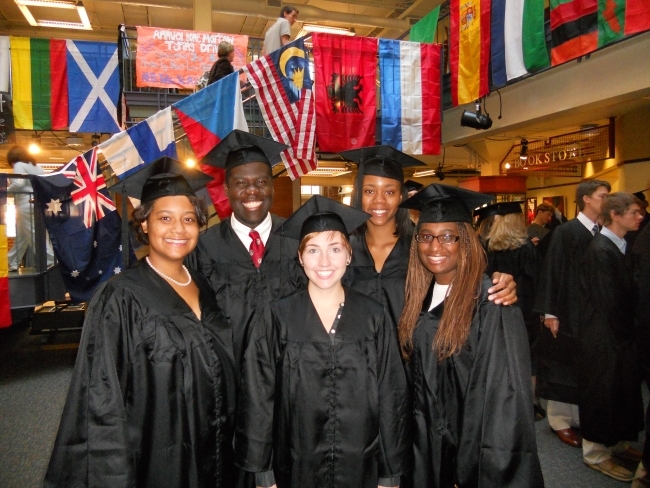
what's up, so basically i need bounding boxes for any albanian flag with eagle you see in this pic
[312,33,378,153]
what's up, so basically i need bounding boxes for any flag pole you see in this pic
[121,189,130,268]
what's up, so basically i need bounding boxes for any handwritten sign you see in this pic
[136,26,248,89]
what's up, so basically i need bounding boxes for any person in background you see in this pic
[535,179,611,449]
[6,144,54,271]
[484,202,544,420]
[235,196,408,488]
[473,205,497,245]
[527,202,553,244]
[207,41,235,85]
[625,191,649,251]
[45,162,237,487]
[578,192,644,482]
[262,5,299,55]
[399,185,543,488]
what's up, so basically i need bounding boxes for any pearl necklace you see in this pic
[146,257,192,287]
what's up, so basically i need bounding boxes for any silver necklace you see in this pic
[146,257,192,287]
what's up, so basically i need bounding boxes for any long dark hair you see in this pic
[398,222,487,361]
[350,167,411,239]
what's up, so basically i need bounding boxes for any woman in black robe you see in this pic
[340,146,517,328]
[398,185,544,488]
[45,167,237,488]
[234,195,409,488]
[483,202,543,419]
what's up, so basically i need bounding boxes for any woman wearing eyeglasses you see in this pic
[398,185,543,488]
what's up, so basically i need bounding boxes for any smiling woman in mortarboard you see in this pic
[45,159,238,488]
[340,146,517,330]
[234,195,409,488]
[397,185,544,488]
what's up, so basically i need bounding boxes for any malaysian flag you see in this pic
[243,38,316,180]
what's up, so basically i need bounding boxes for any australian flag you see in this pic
[30,148,131,303]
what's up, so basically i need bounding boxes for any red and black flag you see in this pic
[550,0,598,66]
[312,34,377,153]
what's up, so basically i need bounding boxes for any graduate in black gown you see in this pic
[577,193,644,480]
[235,196,409,488]
[186,130,307,371]
[45,161,237,487]
[398,185,544,488]
[483,201,543,419]
[340,145,517,328]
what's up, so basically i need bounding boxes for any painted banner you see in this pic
[136,26,248,89]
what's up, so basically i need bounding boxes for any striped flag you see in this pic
[379,40,441,155]
[99,107,177,179]
[491,0,549,88]
[550,0,598,66]
[410,6,441,43]
[9,37,68,130]
[173,72,248,218]
[243,38,316,180]
[450,0,491,106]
[0,175,11,328]
[598,0,650,47]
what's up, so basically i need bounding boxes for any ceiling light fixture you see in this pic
[185,158,196,168]
[304,167,352,177]
[504,162,511,170]
[460,101,493,130]
[411,169,438,178]
[298,24,355,38]
[436,163,445,181]
[29,134,41,155]
[519,139,528,160]
[15,0,92,30]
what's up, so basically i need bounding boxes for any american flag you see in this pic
[69,147,116,228]
[243,38,317,180]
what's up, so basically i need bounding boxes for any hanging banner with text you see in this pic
[135,26,248,89]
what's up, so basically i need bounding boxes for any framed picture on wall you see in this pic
[526,197,537,225]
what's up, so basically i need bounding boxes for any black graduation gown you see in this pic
[534,218,593,404]
[343,227,413,327]
[485,240,541,372]
[577,234,643,446]
[186,215,307,371]
[44,261,237,488]
[409,275,543,488]
[632,223,650,381]
[234,286,409,488]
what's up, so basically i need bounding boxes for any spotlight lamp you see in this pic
[460,101,493,130]
[436,164,445,181]
[28,134,41,155]
[185,158,196,168]
[91,133,101,147]
[519,139,528,160]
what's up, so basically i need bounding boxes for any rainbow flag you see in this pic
[10,37,68,130]
[450,0,491,106]
[0,176,11,328]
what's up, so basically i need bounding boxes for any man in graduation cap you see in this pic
[187,130,307,374]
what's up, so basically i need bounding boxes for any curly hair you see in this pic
[131,195,208,245]
[398,221,487,361]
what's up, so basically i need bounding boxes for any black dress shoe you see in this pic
[534,404,546,421]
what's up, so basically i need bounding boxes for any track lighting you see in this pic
[91,133,101,147]
[460,101,493,130]
[519,139,528,160]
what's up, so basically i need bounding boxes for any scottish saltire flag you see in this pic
[99,107,177,178]
[491,0,549,88]
[67,40,120,133]
[70,148,116,228]
[30,149,130,303]
[379,40,442,155]
[243,38,316,180]
[173,71,248,218]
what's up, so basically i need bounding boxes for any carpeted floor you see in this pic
[0,321,646,487]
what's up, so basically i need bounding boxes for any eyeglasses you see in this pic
[415,234,460,245]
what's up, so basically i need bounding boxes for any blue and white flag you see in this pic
[99,106,177,178]
[30,149,131,303]
[67,40,120,133]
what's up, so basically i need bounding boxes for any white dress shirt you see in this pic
[230,212,273,250]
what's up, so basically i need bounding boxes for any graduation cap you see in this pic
[633,191,647,202]
[404,180,424,193]
[275,195,370,242]
[199,130,287,171]
[474,201,523,223]
[340,145,425,183]
[400,184,494,224]
[107,156,213,204]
